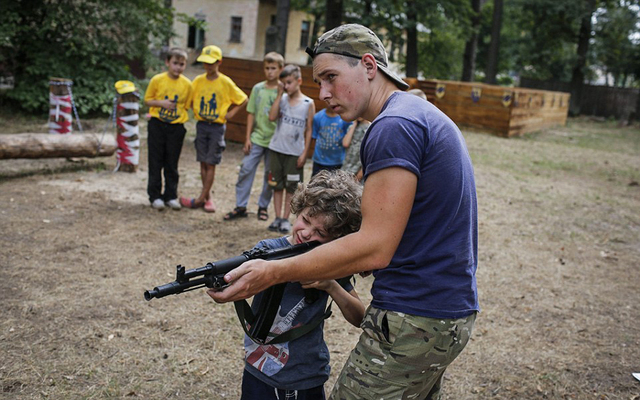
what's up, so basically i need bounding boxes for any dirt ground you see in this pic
[1,116,639,399]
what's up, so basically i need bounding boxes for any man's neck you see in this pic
[363,79,400,122]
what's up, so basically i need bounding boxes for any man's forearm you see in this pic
[271,167,417,283]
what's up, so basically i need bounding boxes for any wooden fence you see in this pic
[520,77,639,121]
[219,57,570,140]
[406,78,570,138]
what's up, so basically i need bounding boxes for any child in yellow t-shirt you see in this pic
[144,47,192,211]
[180,45,248,213]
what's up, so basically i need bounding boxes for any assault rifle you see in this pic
[144,241,325,344]
[144,240,321,301]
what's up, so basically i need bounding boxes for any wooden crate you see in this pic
[219,57,322,144]
[406,79,570,138]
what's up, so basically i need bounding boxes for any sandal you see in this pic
[257,207,269,221]
[224,207,247,220]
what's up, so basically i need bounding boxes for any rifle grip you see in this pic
[304,288,319,303]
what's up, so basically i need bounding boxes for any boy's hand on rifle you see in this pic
[206,259,276,303]
[300,280,335,292]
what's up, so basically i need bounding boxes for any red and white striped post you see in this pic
[114,80,140,172]
[48,78,73,134]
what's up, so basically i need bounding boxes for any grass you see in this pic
[523,117,640,155]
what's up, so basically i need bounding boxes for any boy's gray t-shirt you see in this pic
[268,93,313,156]
[243,236,354,390]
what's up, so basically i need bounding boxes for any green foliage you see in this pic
[501,0,584,81]
[591,2,640,86]
[0,0,176,115]
[415,20,466,79]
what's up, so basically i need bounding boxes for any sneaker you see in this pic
[279,219,291,233]
[268,218,281,232]
[151,198,165,210]
[166,198,181,210]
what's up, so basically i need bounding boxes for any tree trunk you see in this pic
[275,0,290,57]
[325,0,343,31]
[0,133,116,160]
[405,0,418,78]
[485,0,503,84]
[362,0,373,27]
[461,0,483,82]
[569,0,596,116]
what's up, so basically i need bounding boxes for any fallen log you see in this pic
[0,133,117,160]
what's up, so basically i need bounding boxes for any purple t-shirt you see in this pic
[362,92,479,319]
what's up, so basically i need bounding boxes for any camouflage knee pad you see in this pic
[330,306,476,400]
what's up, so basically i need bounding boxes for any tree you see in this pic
[405,0,419,77]
[326,0,344,30]
[484,0,503,84]
[379,0,470,79]
[592,2,640,87]
[275,0,292,56]
[461,0,484,81]
[1,0,178,114]
[569,0,597,115]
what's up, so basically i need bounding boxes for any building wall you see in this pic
[172,0,313,65]
[171,0,260,62]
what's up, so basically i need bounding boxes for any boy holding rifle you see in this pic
[209,169,365,399]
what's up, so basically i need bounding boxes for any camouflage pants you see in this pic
[329,306,476,400]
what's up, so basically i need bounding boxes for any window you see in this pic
[300,21,311,48]
[230,16,242,43]
[187,12,206,49]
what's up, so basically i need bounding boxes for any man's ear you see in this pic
[361,54,378,80]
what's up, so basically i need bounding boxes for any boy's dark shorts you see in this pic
[195,121,226,165]
[268,151,303,193]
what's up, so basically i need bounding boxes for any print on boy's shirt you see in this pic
[317,123,345,150]
[281,114,306,128]
[198,93,220,122]
[244,298,307,376]
[158,94,179,122]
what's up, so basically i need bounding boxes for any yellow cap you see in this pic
[197,45,222,64]
[115,80,136,94]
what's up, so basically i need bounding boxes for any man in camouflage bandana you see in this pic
[209,24,479,400]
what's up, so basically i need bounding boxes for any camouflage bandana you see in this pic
[306,24,409,90]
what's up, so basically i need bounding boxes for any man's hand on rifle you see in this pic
[206,259,276,303]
